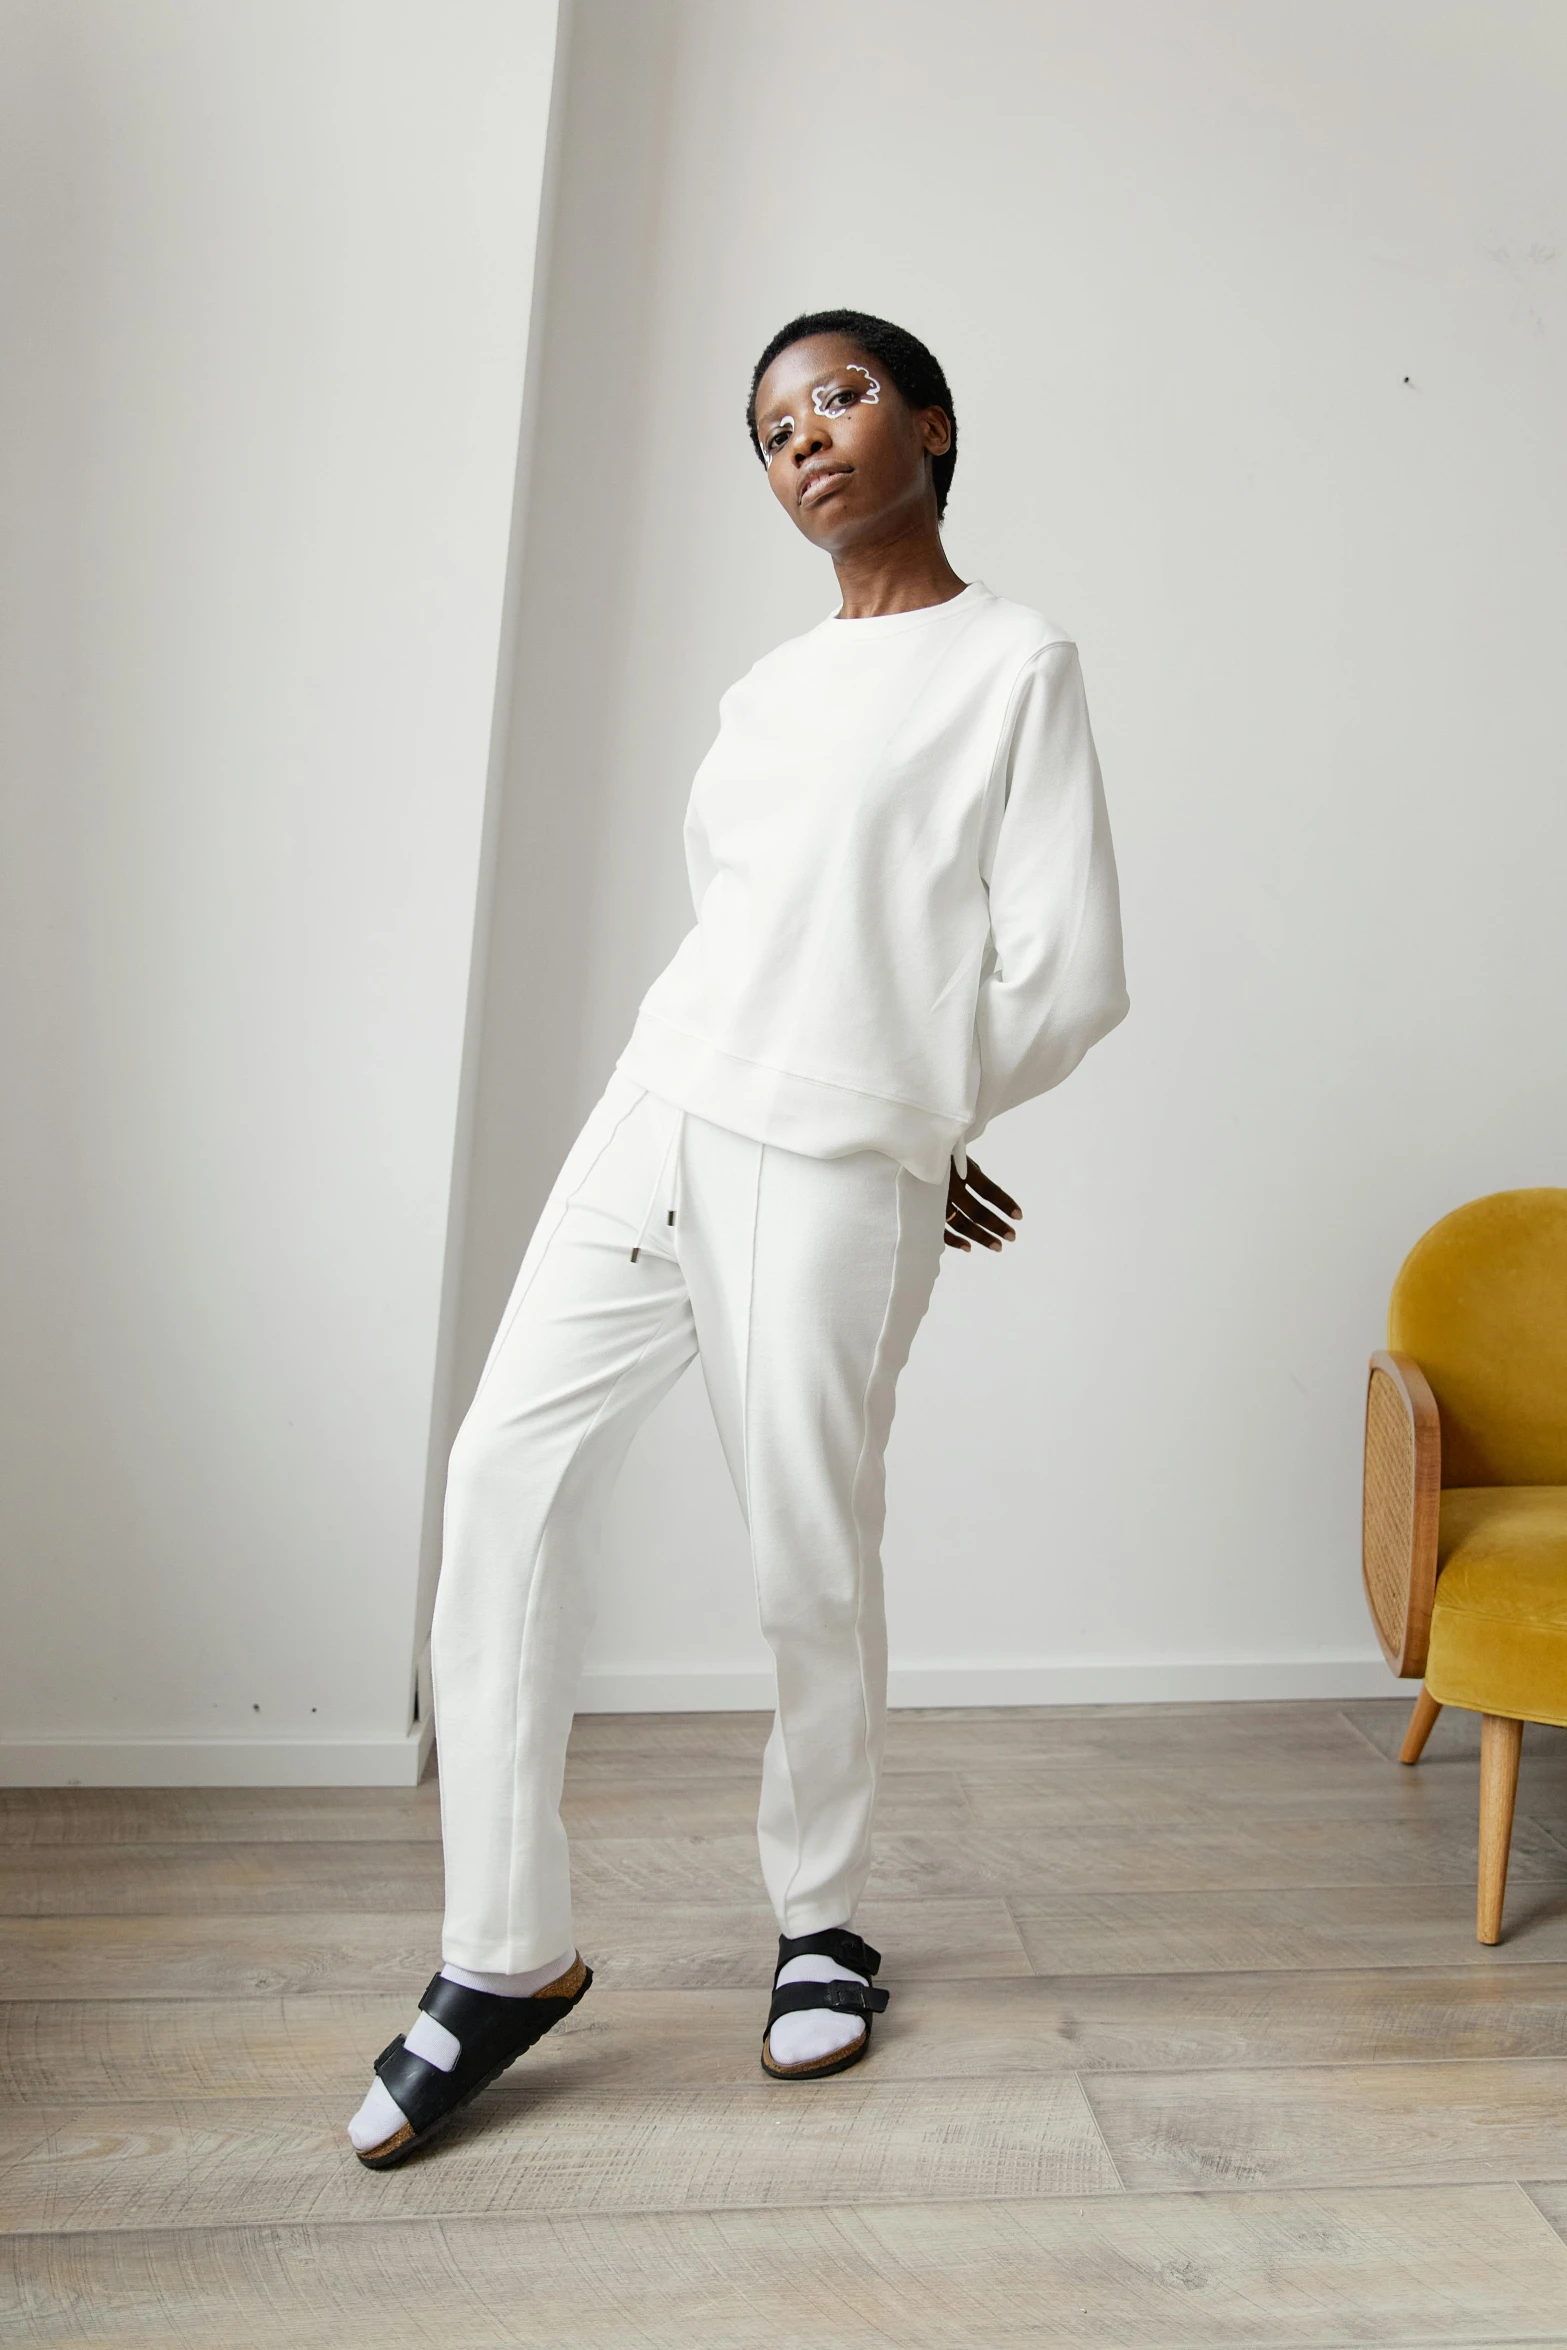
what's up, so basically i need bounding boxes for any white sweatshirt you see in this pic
[617,581,1128,1185]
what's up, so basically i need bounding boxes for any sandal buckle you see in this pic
[823,1981,890,2015]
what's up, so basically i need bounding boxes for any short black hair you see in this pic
[747,308,958,520]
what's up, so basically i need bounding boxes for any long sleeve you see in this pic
[968,640,1128,1145]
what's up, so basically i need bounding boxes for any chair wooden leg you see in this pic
[1399,1685,1442,1764]
[1477,1713,1524,1945]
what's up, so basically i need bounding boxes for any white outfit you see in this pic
[619,582,1128,1183]
[432,583,1127,1972]
[432,1075,947,1972]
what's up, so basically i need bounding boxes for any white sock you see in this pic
[766,1952,870,2071]
[347,1950,574,2152]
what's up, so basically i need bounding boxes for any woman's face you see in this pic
[753,335,951,554]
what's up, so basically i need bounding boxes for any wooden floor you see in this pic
[8,1699,1567,2345]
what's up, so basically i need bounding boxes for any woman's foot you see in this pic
[348,1951,590,2167]
[760,1927,888,2079]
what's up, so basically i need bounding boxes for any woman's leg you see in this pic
[348,1080,696,2160]
[678,1122,947,1949]
[434,1081,697,1972]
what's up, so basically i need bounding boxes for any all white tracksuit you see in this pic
[432,584,1128,1971]
[432,1073,948,1971]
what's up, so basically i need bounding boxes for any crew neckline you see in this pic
[822,580,988,637]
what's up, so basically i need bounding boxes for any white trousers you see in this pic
[431,1073,947,1972]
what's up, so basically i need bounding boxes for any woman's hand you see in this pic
[945,1156,1021,1253]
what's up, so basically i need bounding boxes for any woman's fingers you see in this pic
[946,1206,1003,1252]
[963,1157,1022,1220]
[956,1190,1014,1243]
[945,1155,1021,1255]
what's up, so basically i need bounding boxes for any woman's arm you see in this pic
[968,641,1128,1145]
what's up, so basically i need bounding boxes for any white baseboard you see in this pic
[0,1733,429,1788]
[575,1655,1406,1713]
[0,1658,1406,1781]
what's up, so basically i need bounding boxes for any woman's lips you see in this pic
[798,466,851,508]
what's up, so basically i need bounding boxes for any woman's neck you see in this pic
[831,521,966,620]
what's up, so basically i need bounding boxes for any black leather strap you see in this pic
[765,1928,889,2038]
[418,1972,511,2033]
[772,1927,882,1984]
[767,1978,890,2021]
[373,2035,458,2132]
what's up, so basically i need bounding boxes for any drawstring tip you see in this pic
[629,1246,640,1262]
[667,1209,676,1226]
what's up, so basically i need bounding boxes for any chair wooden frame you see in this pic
[1361,1350,1441,1678]
[1360,1347,1525,1944]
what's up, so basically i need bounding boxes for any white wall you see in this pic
[5,1,1563,1781]
[0,0,563,1781]
[460,0,1567,1709]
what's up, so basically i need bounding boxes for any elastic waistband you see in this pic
[617,1014,963,1188]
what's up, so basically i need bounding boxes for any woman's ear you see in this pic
[920,407,953,457]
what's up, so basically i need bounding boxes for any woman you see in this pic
[348,308,1128,2166]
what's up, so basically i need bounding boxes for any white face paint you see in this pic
[810,365,882,417]
[762,366,881,462]
[762,416,795,466]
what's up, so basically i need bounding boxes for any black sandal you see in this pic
[760,1927,889,2080]
[354,1953,592,2168]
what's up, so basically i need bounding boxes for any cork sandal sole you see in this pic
[355,2052,524,2168]
[760,2021,872,2080]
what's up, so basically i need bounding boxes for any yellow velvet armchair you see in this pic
[1362,1187,1567,1943]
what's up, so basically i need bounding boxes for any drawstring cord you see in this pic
[629,1109,686,1261]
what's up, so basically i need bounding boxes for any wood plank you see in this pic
[5,2187,1567,2345]
[0,1768,975,1847]
[1084,2058,1567,2190]
[15,1964,1567,2106]
[565,1711,772,1767]
[2,1706,1549,1832]
[13,1756,1563,1856]
[0,2075,1120,2233]
[1341,1702,1567,1769]
[1525,2178,1567,2248]
[10,1767,1564,1862]
[0,1993,424,2103]
[12,1803,1567,1918]
[884,1700,1387,1768]
[1010,1882,1567,1974]
[956,1755,1567,1829]
[0,1786,444,1848]
[571,1701,1395,1773]
[858,1814,1567,1899]
[0,1913,448,2002]
[471,1813,1567,1911]
[564,1769,974,1838]
[0,1896,1030,2001]
[576,1895,1033,1987]
[0,1842,447,1917]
